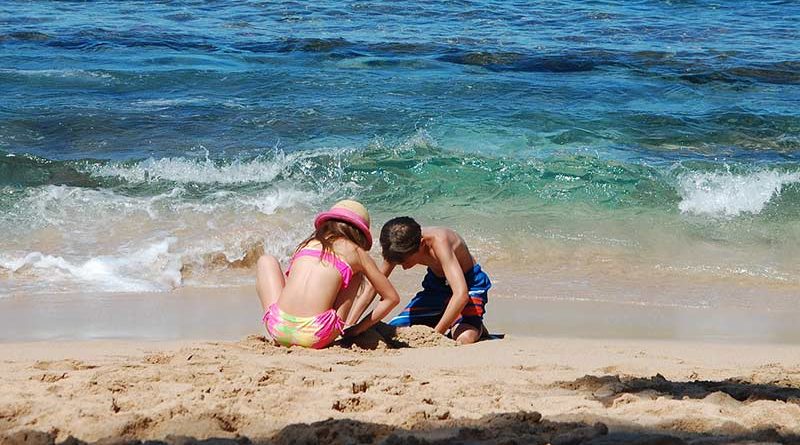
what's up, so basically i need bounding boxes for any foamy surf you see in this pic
[0,238,182,293]
[677,169,800,216]
[84,155,288,184]
[2,142,799,301]
[0,179,325,295]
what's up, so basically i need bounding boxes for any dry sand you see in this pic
[2,325,800,444]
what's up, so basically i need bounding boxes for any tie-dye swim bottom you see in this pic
[263,303,344,349]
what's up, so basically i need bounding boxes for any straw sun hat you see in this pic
[314,200,372,249]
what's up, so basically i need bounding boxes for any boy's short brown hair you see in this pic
[380,216,421,264]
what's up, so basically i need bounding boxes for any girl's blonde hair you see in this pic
[296,219,370,256]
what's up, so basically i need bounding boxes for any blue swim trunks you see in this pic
[388,264,491,330]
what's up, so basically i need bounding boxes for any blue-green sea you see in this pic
[1,1,799,311]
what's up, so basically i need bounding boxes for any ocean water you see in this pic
[1,1,799,312]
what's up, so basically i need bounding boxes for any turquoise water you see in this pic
[1,1,799,306]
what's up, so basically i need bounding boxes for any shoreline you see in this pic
[1,285,799,344]
[2,333,799,444]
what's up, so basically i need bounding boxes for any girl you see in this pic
[256,200,400,348]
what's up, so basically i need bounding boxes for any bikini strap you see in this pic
[285,249,354,289]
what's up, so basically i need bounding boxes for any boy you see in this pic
[346,216,491,345]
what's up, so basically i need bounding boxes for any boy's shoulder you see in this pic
[423,225,457,235]
[424,226,463,243]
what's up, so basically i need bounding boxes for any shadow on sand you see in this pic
[559,373,800,406]
[335,322,504,350]
[5,410,799,445]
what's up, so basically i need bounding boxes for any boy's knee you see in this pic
[456,332,480,345]
[453,324,481,345]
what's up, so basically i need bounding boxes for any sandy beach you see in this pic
[3,1,800,444]
[2,325,800,444]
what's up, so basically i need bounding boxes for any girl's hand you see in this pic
[355,251,400,330]
[342,325,360,338]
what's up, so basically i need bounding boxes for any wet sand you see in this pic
[1,285,799,344]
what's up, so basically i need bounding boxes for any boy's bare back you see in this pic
[414,226,476,277]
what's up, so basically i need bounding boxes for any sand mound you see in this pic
[234,326,453,353]
[389,325,456,348]
[341,323,455,350]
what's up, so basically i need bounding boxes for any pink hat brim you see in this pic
[314,208,372,249]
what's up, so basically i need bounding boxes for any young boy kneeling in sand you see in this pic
[347,217,491,345]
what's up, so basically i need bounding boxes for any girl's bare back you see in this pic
[278,239,361,317]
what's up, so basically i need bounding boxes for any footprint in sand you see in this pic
[107,380,131,393]
[351,380,371,394]
[33,359,96,371]
[332,397,374,413]
[301,376,318,387]
[381,385,406,396]
[210,412,241,433]
[402,407,451,427]
[35,372,68,383]
[256,368,289,386]
[142,353,174,365]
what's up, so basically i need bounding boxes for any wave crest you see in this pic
[0,239,182,293]
[678,169,800,216]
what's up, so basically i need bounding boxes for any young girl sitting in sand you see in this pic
[256,200,400,348]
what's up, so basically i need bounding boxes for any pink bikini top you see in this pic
[285,248,354,289]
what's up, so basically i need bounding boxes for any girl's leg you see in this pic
[256,255,285,312]
[333,273,364,322]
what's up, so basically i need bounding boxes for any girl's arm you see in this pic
[345,260,395,326]
[345,251,400,336]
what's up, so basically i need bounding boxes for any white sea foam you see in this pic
[677,169,800,216]
[11,185,198,229]
[130,97,248,109]
[0,180,326,294]
[238,188,320,215]
[8,181,323,237]
[132,97,210,108]
[170,187,321,215]
[82,149,349,185]
[0,239,182,293]
[85,157,285,184]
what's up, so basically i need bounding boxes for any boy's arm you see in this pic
[344,256,398,336]
[431,239,470,335]
[345,260,395,326]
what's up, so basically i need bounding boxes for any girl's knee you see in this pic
[256,255,285,284]
[257,255,280,270]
